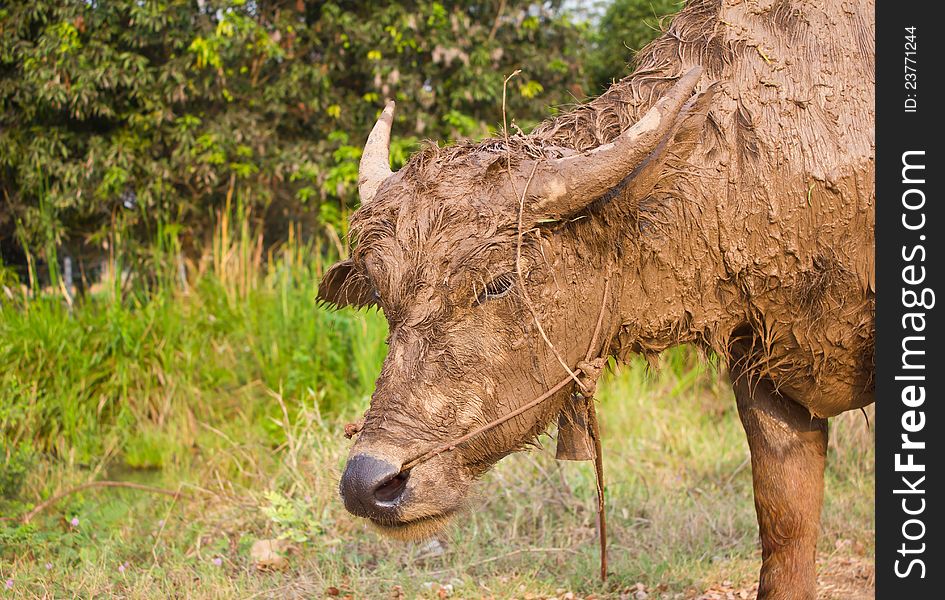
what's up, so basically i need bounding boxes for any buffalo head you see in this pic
[319,67,709,539]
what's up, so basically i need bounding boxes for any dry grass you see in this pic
[1,351,873,599]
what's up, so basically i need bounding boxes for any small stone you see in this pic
[250,539,290,571]
[417,538,446,558]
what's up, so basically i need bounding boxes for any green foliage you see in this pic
[0,257,19,289]
[1,0,589,263]
[0,443,33,502]
[261,490,326,543]
[586,0,684,92]
[0,222,388,463]
[123,427,176,469]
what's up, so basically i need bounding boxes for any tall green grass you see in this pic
[0,207,386,469]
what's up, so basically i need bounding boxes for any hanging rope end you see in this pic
[343,419,364,439]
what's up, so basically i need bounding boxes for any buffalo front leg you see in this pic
[730,370,828,600]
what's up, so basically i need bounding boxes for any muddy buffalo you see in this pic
[319,0,875,596]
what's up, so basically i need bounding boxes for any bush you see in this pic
[1,0,589,273]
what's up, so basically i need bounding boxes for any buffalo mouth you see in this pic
[367,509,457,541]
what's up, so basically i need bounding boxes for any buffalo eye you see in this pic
[475,272,515,305]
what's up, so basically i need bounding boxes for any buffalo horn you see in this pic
[523,66,704,218]
[358,101,396,204]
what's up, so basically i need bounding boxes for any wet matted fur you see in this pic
[321,0,874,596]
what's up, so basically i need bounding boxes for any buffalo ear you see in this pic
[317,258,377,309]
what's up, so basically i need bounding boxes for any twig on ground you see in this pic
[148,483,185,574]
[723,456,751,488]
[17,480,190,524]
[426,546,579,575]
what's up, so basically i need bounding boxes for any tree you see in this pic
[586,0,683,94]
[0,0,589,278]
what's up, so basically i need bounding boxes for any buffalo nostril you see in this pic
[373,471,409,504]
[340,454,408,518]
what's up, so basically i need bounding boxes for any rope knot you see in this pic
[576,357,608,399]
[343,419,364,439]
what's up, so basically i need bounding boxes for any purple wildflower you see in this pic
[70,517,79,527]
[45,563,53,570]
[4,579,12,589]
[212,557,223,567]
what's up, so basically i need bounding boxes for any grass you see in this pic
[0,220,874,598]
[1,217,386,464]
